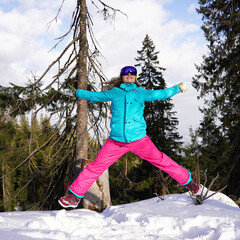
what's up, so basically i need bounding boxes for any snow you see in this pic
[0,191,239,240]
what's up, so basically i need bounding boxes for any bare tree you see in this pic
[1,0,125,211]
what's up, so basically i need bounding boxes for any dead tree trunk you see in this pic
[76,0,89,207]
[76,0,88,177]
[76,0,111,211]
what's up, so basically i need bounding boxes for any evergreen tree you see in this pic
[136,35,182,157]
[193,0,240,196]
[133,34,183,195]
[135,34,182,156]
[0,113,18,211]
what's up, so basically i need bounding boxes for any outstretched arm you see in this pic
[144,85,180,101]
[144,83,189,101]
[68,84,114,102]
[75,88,115,103]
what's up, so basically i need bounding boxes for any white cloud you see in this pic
[0,3,65,86]
[0,0,206,141]
[88,0,206,83]
[187,3,198,14]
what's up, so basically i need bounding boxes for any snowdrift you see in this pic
[0,191,239,240]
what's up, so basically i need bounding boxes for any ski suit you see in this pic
[70,83,191,198]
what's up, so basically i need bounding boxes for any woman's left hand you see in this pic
[178,82,190,93]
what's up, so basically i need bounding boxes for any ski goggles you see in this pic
[120,66,137,76]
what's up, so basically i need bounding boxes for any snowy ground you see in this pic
[0,191,239,240]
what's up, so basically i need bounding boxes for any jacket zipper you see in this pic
[123,93,128,142]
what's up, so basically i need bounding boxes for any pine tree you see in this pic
[134,34,183,195]
[193,0,240,196]
[135,34,182,156]
[0,113,18,211]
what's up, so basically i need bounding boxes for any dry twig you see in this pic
[189,173,227,205]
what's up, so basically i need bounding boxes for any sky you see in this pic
[0,0,208,142]
[0,191,239,239]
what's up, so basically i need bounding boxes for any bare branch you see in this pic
[47,0,66,29]
[95,0,127,19]
[189,173,228,205]
[26,36,79,90]
[1,105,75,180]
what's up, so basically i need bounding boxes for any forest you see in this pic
[0,0,239,211]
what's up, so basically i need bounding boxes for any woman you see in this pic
[58,66,200,208]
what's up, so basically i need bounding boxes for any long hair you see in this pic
[103,76,140,90]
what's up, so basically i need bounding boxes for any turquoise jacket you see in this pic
[76,83,180,143]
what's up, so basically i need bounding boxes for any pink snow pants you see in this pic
[69,135,191,198]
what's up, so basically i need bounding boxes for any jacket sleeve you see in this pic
[76,88,115,102]
[143,85,180,101]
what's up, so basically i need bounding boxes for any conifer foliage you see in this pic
[0,114,74,211]
[193,0,240,197]
[135,35,183,195]
[135,35,182,156]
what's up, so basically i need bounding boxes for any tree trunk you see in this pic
[2,157,13,211]
[76,0,88,184]
[196,152,200,184]
[76,0,111,211]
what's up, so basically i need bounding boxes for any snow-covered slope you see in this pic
[0,192,239,240]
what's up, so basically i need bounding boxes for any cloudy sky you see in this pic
[0,0,208,142]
